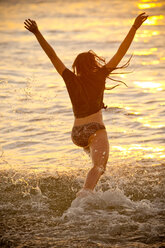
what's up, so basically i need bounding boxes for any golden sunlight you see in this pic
[134,81,164,93]
[138,3,163,9]
[134,29,161,41]
[142,60,160,65]
[112,144,165,160]
[145,15,164,25]
[141,0,159,2]
[134,81,162,88]
[134,47,157,56]
[135,115,164,129]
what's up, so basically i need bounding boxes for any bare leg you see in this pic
[83,129,109,190]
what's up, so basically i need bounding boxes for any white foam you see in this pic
[62,187,160,224]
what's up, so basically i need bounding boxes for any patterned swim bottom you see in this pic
[71,122,105,148]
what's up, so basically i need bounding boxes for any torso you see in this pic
[73,110,104,127]
[62,67,109,123]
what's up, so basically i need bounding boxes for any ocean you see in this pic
[0,0,165,247]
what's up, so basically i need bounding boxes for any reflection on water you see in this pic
[138,3,164,9]
[0,0,165,247]
[113,144,165,160]
[145,15,164,25]
[135,47,157,55]
[134,81,162,89]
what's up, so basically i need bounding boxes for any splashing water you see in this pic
[0,163,165,247]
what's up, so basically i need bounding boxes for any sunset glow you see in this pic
[138,2,163,9]
[134,81,162,89]
[144,15,164,25]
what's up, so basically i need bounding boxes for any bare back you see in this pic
[73,110,104,127]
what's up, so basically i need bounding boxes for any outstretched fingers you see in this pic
[134,12,148,29]
[24,19,32,26]
[24,24,30,31]
[24,18,38,33]
[139,12,148,17]
[139,12,146,17]
[27,19,32,24]
[24,20,31,29]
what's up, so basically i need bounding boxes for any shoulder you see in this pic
[61,68,78,88]
[96,65,113,79]
[62,67,76,80]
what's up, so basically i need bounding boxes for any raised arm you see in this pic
[105,13,148,69]
[24,19,66,76]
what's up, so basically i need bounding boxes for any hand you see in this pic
[133,13,148,29]
[24,19,39,34]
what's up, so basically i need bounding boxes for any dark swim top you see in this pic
[62,66,111,118]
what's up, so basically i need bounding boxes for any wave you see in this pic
[0,166,165,247]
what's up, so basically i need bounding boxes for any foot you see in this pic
[76,188,94,198]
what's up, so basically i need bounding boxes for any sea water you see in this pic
[0,0,165,247]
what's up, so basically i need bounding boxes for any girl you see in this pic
[24,13,148,196]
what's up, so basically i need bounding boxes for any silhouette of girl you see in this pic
[24,13,148,196]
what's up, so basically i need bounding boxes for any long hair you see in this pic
[72,50,133,90]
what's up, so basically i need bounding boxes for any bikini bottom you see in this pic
[71,122,105,148]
